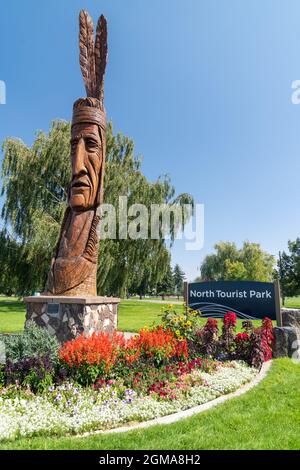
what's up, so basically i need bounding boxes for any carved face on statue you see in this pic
[69,122,102,211]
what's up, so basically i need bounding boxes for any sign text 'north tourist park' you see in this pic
[186,280,281,321]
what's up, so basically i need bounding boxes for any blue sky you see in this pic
[1,0,300,281]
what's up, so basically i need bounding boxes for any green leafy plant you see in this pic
[0,366,4,389]
[3,321,59,364]
[4,355,55,393]
[160,303,201,341]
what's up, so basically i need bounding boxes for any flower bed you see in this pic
[0,361,256,441]
[0,311,273,442]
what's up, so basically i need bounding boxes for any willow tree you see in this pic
[1,120,193,296]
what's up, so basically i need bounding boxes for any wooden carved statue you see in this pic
[47,11,107,296]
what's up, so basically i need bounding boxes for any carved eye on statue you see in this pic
[85,138,99,152]
[70,138,78,153]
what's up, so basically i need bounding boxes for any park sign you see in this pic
[185,280,281,321]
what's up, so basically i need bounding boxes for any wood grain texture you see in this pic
[79,10,107,102]
[95,15,108,105]
[46,12,108,297]
[79,10,96,97]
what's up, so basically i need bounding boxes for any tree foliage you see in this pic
[278,239,300,303]
[173,264,185,297]
[1,120,193,296]
[200,241,275,282]
[157,264,175,300]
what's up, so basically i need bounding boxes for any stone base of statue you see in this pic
[24,295,120,343]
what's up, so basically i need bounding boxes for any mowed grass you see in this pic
[0,296,26,333]
[0,296,267,333]
[284,296,300,309]
[118,300,162,332]
[0,296,284,333]
[0,358,299,450]
[0,297,164,334]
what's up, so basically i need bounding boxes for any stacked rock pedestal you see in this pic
[273,308,300,359]
[24,296,120,343]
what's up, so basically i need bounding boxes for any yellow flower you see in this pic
[178,336,184,341]
[168,304,174,310]
[186,321,192,327]
[175,330,180,337]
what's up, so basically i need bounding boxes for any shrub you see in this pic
[230,317,274,367]
[191,313,273,368]
[3,322,59,364]
[0,366,4,389]
[194,318,219,356]
[250,317,274,368]
[160,304,201,341]
[234,332,252,362]
[220,312,237,356]
[4,355,55,393]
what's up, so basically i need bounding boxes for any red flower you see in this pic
[235,332,250,342]
[206,318,218,329]
[59,326,189,382]
[256,317,274,362]
[224,312,237,327]
[59,331,125,373]
[124,326,188,363]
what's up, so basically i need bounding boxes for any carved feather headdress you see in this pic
[72,10,108,129]
[79,10,107,106]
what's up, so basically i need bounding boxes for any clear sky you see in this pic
[1,0,300,281]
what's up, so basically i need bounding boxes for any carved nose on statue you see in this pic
[73,138,86,176]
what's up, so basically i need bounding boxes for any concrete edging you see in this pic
[76,360,272,438]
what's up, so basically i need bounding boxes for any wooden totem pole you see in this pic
[47,11,107,296]
[25,11,119,342]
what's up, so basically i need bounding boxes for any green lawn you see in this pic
[0,297,165,334]
[284,296,300,309]
[0,296,285,334]
[0,358,299,450]
[0,296,26,333]
[0,296,269,333]
[118,300,163,332]
[130,296,183,302]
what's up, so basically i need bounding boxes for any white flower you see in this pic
[0,361,257,441]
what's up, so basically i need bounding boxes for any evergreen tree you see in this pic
[173,264,185,299]
[157,263,175,300]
